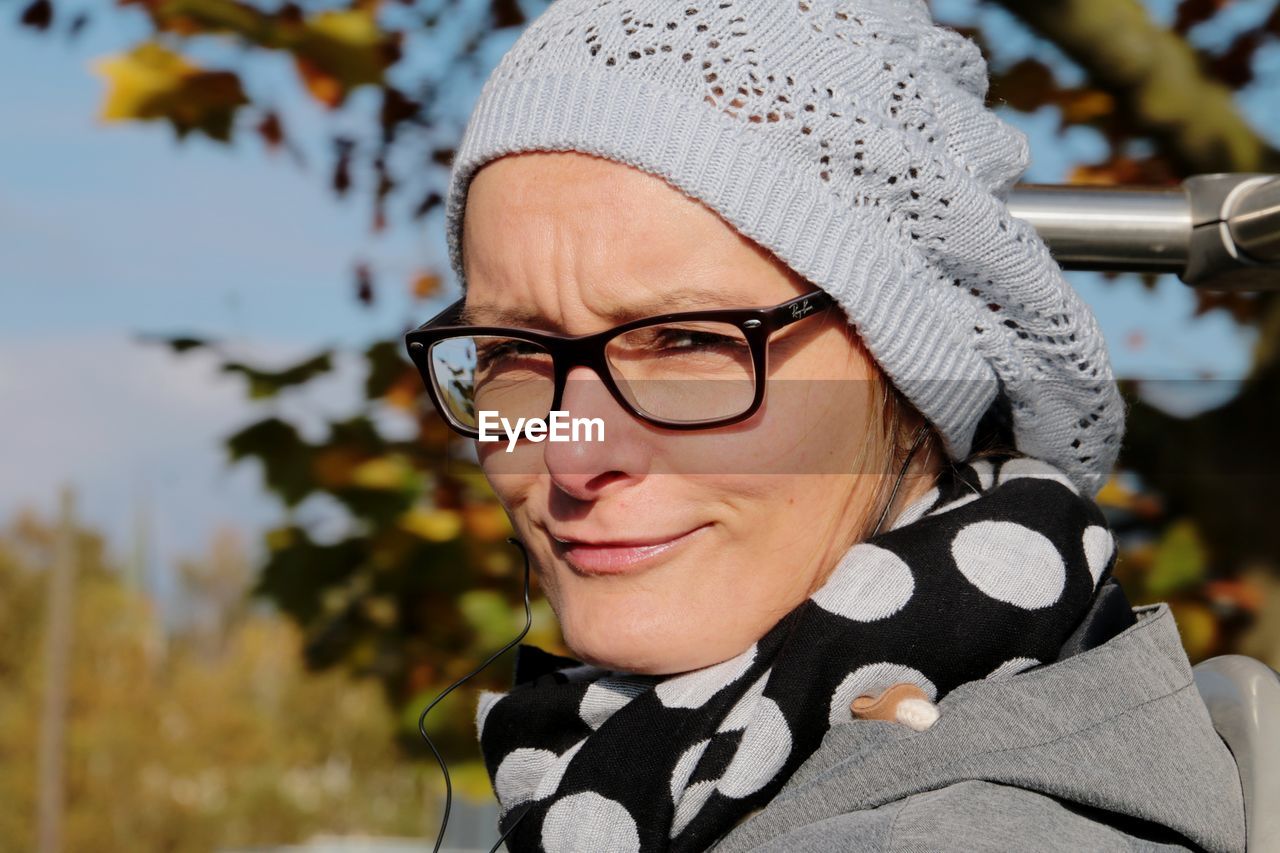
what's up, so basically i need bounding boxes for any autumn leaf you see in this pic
[373,153,394,231]
[989,58,1056,113]
[1057,89,1114,125]
[292,8,401,109]
[1067,155,1179,187]
[1203,578,1264,615]
[1094,474,1136,510]
[355,261,375,305]
[491,0,527,29]
[311,446,366,490]
[448,760,503,801]
[91,42,247,141]
[350,455,418,490]
[398,507,463,542]
[226,417,315,507]
[332,136,355,196]
[220,350,334,398]
[382,372,423,413]
[463,504,513,542]
[256,109,283,149]
[413,190,443,220]
[457,589,521,648]
[1174,0,1229,35]
[1193,289,1261,325]
[20,0,53,31]
[296,56,346,109]
[410,271,442,300]
[1168,600,1219,661]
[380,86,421,142]
[362,340,407,398]
[152,333,211,353]
[67,11,89,38]
[134,0,398,108]
[1148,519,1208,598]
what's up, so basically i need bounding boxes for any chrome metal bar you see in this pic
[1007,174,1280,290]
[1008,185,1190,272]
[1229,177,1280,263]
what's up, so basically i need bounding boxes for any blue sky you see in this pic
[1,1,1275,610]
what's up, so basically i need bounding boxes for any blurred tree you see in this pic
[0,506,473,852]
[12,0,1280,773]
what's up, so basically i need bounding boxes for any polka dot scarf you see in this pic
[476,453,1119,852]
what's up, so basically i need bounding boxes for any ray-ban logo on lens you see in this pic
[791,299,814,320]
[477,411,605,452]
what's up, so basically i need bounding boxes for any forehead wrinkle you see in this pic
[460,287,744,329]
[462,155,767,331]
[463,222,746,332]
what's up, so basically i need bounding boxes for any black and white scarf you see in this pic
[476,453,1119,852]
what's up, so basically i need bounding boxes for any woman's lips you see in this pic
[552,524,710,575]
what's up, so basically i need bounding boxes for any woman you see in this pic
[405,1,1246,850]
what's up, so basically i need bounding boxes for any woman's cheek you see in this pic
[477,440,544,479]
[658,385,868,478]
[477,446,541,508]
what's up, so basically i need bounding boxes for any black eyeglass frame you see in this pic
[404,288,838,439]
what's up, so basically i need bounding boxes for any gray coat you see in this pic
[710,602,1246,852]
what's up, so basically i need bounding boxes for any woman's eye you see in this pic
[651,329,745,353]
[476,340,544,370]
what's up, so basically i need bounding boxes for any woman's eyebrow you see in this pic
[458,291,739,327]
[457,304,532,326]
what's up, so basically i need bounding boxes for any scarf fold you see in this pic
[476,453,1119,852]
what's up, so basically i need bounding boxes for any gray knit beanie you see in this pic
[442,0,1126,497]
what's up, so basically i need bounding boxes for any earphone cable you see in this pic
[420,536,533,853]
[870,423,931,538]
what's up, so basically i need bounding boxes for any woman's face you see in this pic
[461,151,925,675]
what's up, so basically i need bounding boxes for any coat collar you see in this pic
[713,602,1246,853]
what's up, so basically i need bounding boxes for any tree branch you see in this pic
[994,0,1280,173]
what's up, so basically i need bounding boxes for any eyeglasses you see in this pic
[404,289,837,439]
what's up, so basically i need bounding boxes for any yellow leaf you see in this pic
[264,526,297,551]
[411,272,442,299]
[448,760,499,802]
[458,589,519,648]
[1169,600,1218,662]
[91,42,247,141]
[307,8,380,47]
[311,446,362,489]
[383,384,418,412]
[1059,89,1114,124]
[93,42,193,120]
[399,507,462,542]
[293,8,399,108]
[295,57,345,110]
[360,595,398,627]
[1094,474,1135,510]
[351,456,413,490]
[1148,519,1207,597]
[464,504,513,542]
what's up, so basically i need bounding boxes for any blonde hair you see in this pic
[781,303,946,604]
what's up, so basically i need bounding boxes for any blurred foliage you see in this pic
[152,337,567,765]
[93,40,248,140]
[1099,462,1278,666]
[0,506,494,851]
[14,0,1280,775]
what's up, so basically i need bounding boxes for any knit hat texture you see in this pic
[442,0,1126,496]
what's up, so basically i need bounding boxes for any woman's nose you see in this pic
[543,365,651,501]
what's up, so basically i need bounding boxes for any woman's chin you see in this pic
[557,612,683,674]
[559,612,751,676]
[561,627,680,675]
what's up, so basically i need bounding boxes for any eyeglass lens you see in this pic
[426,320,758,429]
